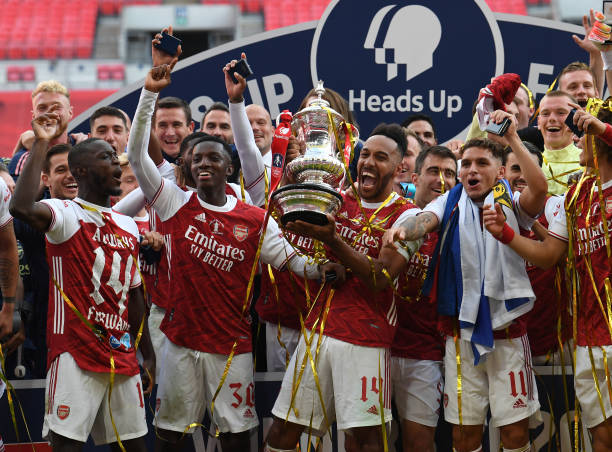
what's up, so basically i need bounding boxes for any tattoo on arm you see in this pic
[401,212,437,241]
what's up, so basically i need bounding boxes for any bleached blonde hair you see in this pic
[31,80,70,100]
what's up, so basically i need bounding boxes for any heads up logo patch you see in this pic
[310,0,504,142]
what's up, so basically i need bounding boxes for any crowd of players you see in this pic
[0,18,611,452]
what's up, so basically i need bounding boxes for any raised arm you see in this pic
[483,203,567,269]
[127,27,180,201]
[572,11,605,96]
[226,53,267,206]
[10,113,64,231]
[488,110,547,216]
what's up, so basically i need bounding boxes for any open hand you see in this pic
[224,52,248,103]
[482,203,506,238]
[285,214,336,244]
[572,10,600,54]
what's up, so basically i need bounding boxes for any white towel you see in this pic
[458,184,535,359]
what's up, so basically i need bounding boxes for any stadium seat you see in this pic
[6,66,21,82]
[97,65,112,80]
[110,64,125,80]
[21,66,36,82]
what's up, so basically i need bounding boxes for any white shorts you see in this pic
[272,332,392,434]
[154,340,258,434]
[575,345,612,428]
[391,357,443,427]
[265,322,300,372]
[43,352,147,445]
[443,335,540,427]
[147,304,167,379]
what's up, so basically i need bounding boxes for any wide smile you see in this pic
[360,170,377,189]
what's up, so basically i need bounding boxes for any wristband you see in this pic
[602,49,612,70]
[1,297,16,304]
[498,223,515,244]
[601,123,612,147]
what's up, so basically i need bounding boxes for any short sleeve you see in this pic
[422,191,449,223]
[0,178,11,228]
[40,198,80,244]
[513,191,536,231]
[548,200,568,242]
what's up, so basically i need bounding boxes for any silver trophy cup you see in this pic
[270,81,358,225]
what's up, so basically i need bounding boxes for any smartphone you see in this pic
[230,57,253,84]
[485,117,511,136]
[565,109,584,138]
[154,32,182,57]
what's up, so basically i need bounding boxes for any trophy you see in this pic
[270,81,358,226]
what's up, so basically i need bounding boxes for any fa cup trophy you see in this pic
[270,81,358,225]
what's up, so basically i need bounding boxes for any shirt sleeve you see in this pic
[422,191,449,223]
[40,199,80,244]
[157,159,175,182]
[0,178,11,228]
[112,188,147,217]
[149,178,191,222]
[548,200,569,242]
[229,100,266,207]
[259,216,319,276]
[513,191,536,231]
[127,88,163,204]
[391,208,424,262]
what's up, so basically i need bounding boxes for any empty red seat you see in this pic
[110,64,125,80]
[6,66,21,82]
[97,65,112,80]
[21,66,36,82]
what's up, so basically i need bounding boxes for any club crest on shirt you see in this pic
[210,219,224,234]
[234,225,249,242]
[57,404,70,420]
[109,335,121,349]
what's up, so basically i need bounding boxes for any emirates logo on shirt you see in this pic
[233,225,249,242]
[57,405,70,420]
[209,219,224,235]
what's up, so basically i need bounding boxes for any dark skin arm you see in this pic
[128,286,155,395]
[286,214,411,291]
[9,113,64,232]
[0,221,19,339]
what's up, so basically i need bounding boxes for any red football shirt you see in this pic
[549,178,612,346]
[42,198,142,376]
[304,193,419,348]
[151,180,298,354]
[257,231,320,330]
[392,232,444,361]
[525,196,571,356]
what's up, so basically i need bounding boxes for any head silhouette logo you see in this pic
[364,5,442,81]
[311,0,504,142]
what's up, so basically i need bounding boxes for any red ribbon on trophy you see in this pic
[269,109,293,194]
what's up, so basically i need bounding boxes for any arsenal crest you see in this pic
[234,225,249,242]
[57,404,70,420]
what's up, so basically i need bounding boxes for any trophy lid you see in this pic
[293,80,345,128]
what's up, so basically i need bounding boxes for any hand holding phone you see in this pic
[485,117,511,136]
[565,109,584,138]
[229,57,253,84]
[154,32,182,57]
